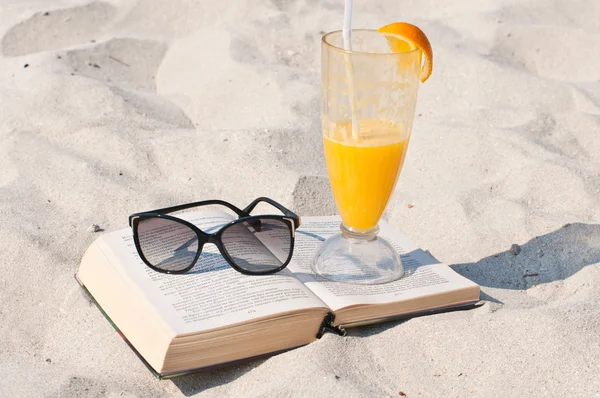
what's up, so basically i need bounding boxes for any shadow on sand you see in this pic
[452,222,600,290]
[170,356,269,396]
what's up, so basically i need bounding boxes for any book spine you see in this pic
[316,313,347,338]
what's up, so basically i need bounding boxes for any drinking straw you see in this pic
[342,0,353,49]
[342,0,360,141]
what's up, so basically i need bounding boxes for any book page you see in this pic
[286,216,478,312]
[98,210,328,335]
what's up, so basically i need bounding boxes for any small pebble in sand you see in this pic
[46,358,51,363]
[523,272,539,277]
[510,244,521,255]
[89,224,103,233]
[408,204,414,209]
[24,64,29,68]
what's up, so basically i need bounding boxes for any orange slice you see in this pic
[377,22,433,82]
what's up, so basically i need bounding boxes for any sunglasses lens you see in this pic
[220,218,293,273]
[136,217,199,272]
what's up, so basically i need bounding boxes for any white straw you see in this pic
[342,0,353,50]
[342,0,360,141]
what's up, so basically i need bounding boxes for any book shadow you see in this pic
[451,222,600,290]
[170,357,267,396]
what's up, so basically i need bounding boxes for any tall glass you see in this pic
[312,30,422,285]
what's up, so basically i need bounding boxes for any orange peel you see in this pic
[378,22,433,82]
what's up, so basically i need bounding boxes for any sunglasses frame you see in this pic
[128,197,301,275]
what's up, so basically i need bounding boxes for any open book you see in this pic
[77,211,480,378]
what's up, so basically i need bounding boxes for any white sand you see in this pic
[1,0,599,396]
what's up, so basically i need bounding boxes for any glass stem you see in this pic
[340,223,379,241]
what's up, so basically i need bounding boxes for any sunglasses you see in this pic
[128,197,300,275]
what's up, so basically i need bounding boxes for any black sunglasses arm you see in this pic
[242,197,301,228]
[128,200,249,227]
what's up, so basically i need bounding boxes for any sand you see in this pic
[1,0,599,396]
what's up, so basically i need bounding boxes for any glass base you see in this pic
[311,224,404,285]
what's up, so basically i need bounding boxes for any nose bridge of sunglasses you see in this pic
[246,219,262,232]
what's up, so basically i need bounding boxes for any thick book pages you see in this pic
[77,211,480,377]
[78,211,331,376]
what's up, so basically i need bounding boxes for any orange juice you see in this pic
[324,119,409,231]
